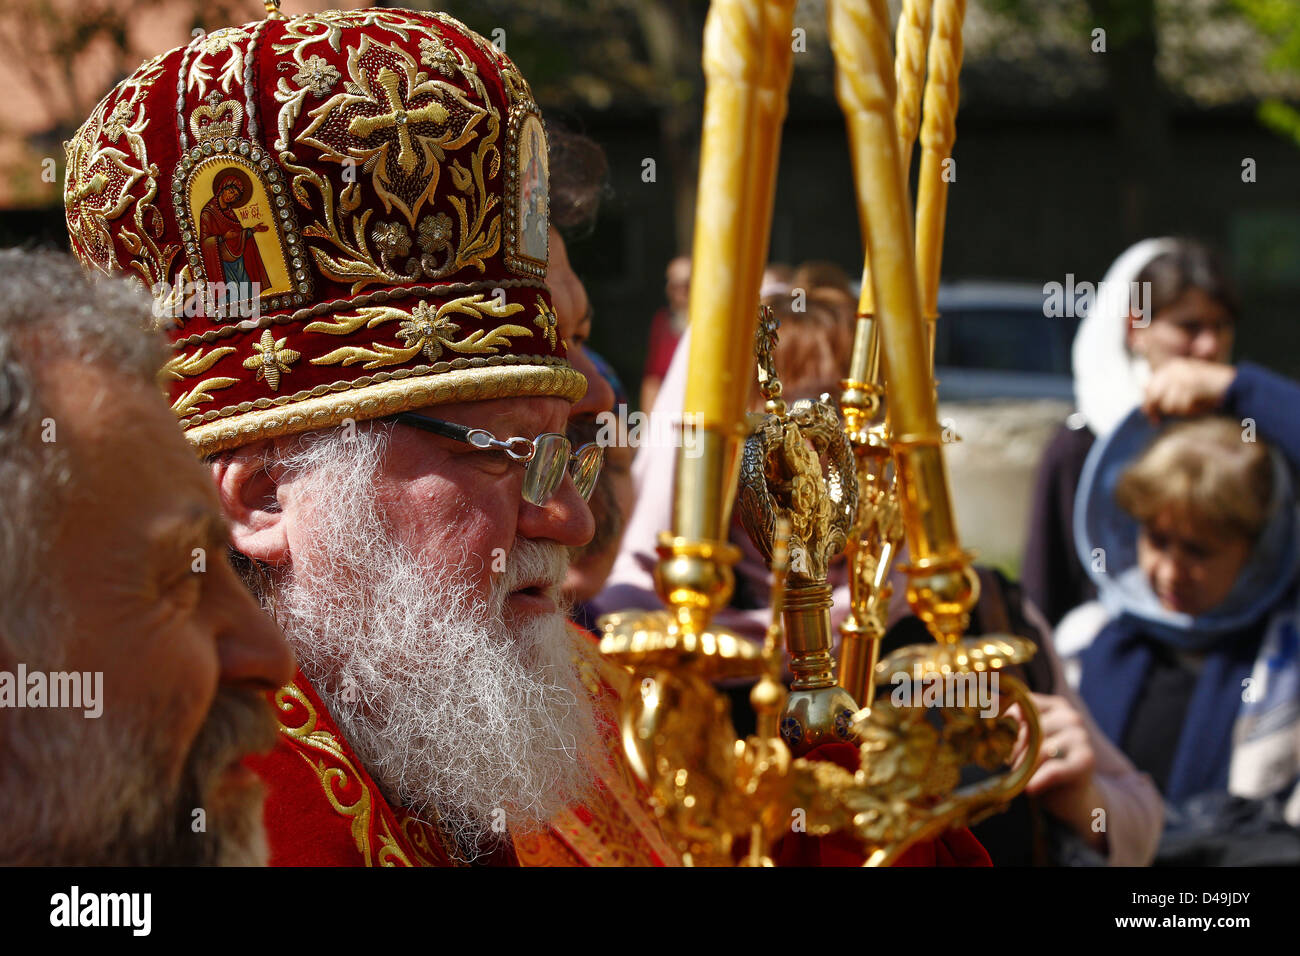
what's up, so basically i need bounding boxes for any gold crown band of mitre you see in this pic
[184,363,586,456]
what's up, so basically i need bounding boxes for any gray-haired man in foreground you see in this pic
[0,248,294,865]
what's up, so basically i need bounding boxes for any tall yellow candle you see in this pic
[677,0,797,541]
[894,0,933,176]
[915,0,965,321]
[681,0,797,433]
[829,0,933,441]
[844,0,929,345]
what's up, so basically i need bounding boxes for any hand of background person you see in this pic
[1141,357,1236,422]
[1007,692,1107,852]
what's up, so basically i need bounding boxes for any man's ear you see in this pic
[210,439,290,566]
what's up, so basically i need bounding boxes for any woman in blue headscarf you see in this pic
[1058,358,1300,857]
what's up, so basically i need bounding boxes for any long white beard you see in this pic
[274,426,600,857]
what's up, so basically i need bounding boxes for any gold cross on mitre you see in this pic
[348,70,451,174]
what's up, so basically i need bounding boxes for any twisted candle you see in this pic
[894,0,933,175]
[915,0,965,322]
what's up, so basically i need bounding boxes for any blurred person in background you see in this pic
[564,350,635,632]
[762,261,796,297]
[791,259,853,297]
[1058,358,1300,864]
[640,254,691,412]
[546,122,617,422]
[0,250,292,865]
[1025,238,1239,627]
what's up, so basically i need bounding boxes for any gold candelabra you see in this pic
[598,0,1040,867]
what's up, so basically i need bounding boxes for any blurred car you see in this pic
[934,280,1081,402]
[923,280,1079,575]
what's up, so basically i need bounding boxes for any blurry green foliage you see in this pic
[1235,0,1300,147]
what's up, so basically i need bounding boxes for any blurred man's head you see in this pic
[665,256,692,316]
[0,249,293,865]
[546,124,616,419]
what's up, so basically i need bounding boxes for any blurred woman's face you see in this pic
[1128,287,1235,369]
[1137,506,1252,616]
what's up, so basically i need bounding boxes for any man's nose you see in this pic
[215,564,296,690]
[517,473,595,549]
[569,344,616,418]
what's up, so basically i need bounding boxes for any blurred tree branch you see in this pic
[982,0,1168,239]
[1234,0,1300,147]
[0,0,249,134]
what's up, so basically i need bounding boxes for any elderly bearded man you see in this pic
[0,250,294,865]
[66,8,672,865]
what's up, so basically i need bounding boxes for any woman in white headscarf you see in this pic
[1023,238,1239,627]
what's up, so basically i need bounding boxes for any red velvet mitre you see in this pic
[64,8,581,456]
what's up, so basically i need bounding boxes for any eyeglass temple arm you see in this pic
[390,412,474,444]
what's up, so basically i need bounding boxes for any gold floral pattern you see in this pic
[397,303,460,362]
[242,329,301,390]
[64,58,179,292]
[277,31,503,293]
[418,34,459,77]
[292,54,340,97]
[417,211,452,251]
[101,101,136,143]
[305,294,530,370]
[160,345,239,417]
[532,294,558,349]
[370,220,412,261]
[188,27,250,96]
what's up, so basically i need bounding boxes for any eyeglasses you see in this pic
[388,411,604,506]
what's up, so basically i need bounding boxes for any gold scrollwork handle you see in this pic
[864,671,1042,866]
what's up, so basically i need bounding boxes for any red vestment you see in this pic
[248,626,988,867]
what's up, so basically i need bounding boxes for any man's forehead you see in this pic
[414,396,571,434]
[43,362,226,542]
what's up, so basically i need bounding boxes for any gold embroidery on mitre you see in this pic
[63,63,170,278]
[305,294,529,370]
[160,344,239,416]
[187,26,253,97]
[428,11,535,106]
[274,8,418,60]
[182,363,587,455]
[190,92,245,145]
[533,295,558,350]
[281,107,501,293]
[297,34,490,228]
[242,329,301,390]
